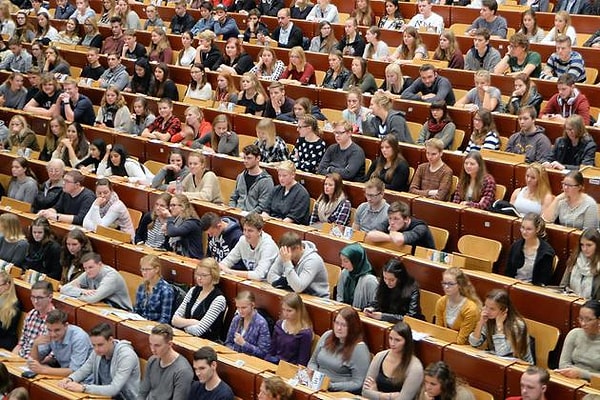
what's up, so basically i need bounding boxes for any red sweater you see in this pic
[540,91,591,126]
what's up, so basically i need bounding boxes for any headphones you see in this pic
[557,88,578,106]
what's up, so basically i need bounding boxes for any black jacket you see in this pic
[272,24,303,49]
[505,238,555,286]
[551,135,597,170]
[170,13,196,34]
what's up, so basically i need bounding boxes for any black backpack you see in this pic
[256,307,276,334]
[170,283,188,318]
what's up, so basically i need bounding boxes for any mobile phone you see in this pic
[21,370,37,379]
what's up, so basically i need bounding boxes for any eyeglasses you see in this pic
[561,182,579,187]
[195,273,211,278]
[169,203,182,208]
[441,281,458,287]
[578,316,598,324]
[30,295,49,301]
[365,192,382,198]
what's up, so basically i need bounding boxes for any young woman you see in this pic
[337,243,378,309]
[129,97,156,136]
[343,57,377,94]
[364,259,423,323]
[237,73,266,116]
[218,38,254,75]
[70,0,96,24]
[386,27,427,65]
[543,171,599,230]
[378,0,404,30]
[409,138,454,201]
[40,116,67,162]
[293,115,326,174]
[35,10,60,43]
[4,115,38,152]
[82,178,135,240]
[60,228,93,283]
[195,30,223,71]
[147,27,173,64]
[201,114,238,156]
[175,31,196,68]
[417,361,475,400]
[99,0,116,24]
[42,47,70,76]
[255,119,289,163]
[116,0,140,29]
[309,307,371,394]
[140,98,181,142]
[509,163,554,216]
[416,101,456,149]
[309,21,339,54]
[52,122,90,168]
[134,255,174,323]
[186,63,212,101]
[435,267,481,345]
[95,86,132,133]
[258,377,293,400]
[518,9,545,43]
[469,289,533,363]
[310,172,351,226]
[30,41,45,71]
[363,26,389,61]
[134,193,171,249]
[277,97,326,123]
[342,88,369,133]
[14,11,35,43]
[264,161,311,225]
[455,70,504,113]
[214,72,238,106]
[452,151,497,210]
[291,0,314,19]
[364,135,410,192]
[506,73,543,116]
[433,30,464,69]
[545,115,596,171]
[557,300,600,380]
[79,16,103,48]
[464,110,501,153]
[249,48,285,81]
[173,106,211,147]
[560,228,600,300]
[306,0,337,22]
[321,50,349,90]
[172,257,227,340]
[57,18,80,45]
[266,293,314,366]
[127,57,155,95]
[225,291,271,359]
[179,153,222,204]
[23,73,60,118]
[337,18,365,57]
[8,157,38,205]
[362,321,423,400]
[97,143,148,182]
[165,194,204,259]
[0,214,27,266]
[380,63,412,97]
[541,11,576,45]
[0,272,20,351]
[0,72,27,111]
[149,63,178,101]
[280,47,316,86]
[151,150,189,191]
[23,217,61,280]
[352,0,374,26]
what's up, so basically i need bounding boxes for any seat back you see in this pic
[407,121,422,143]
[495,184,507,201]
[420,289,441,323]
[457,235,502,272]
[429,226,449,251]
[128,208,143,230]
[119,270,144,306]
[524,317,559,369]
[470,386,494,400]
[219,177,237,204]
[324,262,340,299]
[143,160,166,175]
[96,225,133,243]
[450,129,465,151]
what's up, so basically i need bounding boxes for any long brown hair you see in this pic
[457,151,487,202]
[372,134,405,183]
[281,293,313,333]
[483,289,529,360]
[566,227,600,278]
[387,321,415,384]
[0,272,18,328]
[324,307,363,362]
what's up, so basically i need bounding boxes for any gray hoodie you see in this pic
[68,339,140,400]
[221,231,279,280]
[267,240,330,298]
[229,169,274,213]
[506,125,552,163]
[362,109,413,144]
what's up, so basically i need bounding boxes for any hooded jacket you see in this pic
[166,217,204,259]
[99,63,129,90]
[362,109,412,143]
[220,231,279,280]
[229,169,274,213]
[207,216,244,270]
[506,125,552,163]
[541,89,591,126]
[508,86,543,115]
[551,134,597,170]
[68,339,140,400]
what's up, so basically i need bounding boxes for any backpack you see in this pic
[256,307,275,335]
[170,283,188,318]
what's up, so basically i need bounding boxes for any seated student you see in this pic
[134,255,174,324]
[186,63,211,101]
[494,33,542,78]
[452,151,497,210]
[41,47,70,77]
[401,63,455,106]
[464,29,502,72]
[4,115,37,153]
[263,161,310,225]
[0,214,28,266]
[219,213,279,281]
[540,73,591,126]
[433,30,464,69]
[29,309,92,378]
[362,26,389,61]
[266,293,314,366]
[164,194,204,259]
[418,362,476,400]
[309,307,371,394]
[51,121,90,168]
[56,18,80,45]
[199,115,238,157]
[126,58,154,96]
[509,163,554,216]
[362,92,411,143]
[539,35,586,83]
[386,27,427,65]
[560,228,600,300]
[254,119,289,163]
[94,86,131,133]
[353,178,389,233]
[33,159,66,213]
[279,47,316,86]
[179,153,222,204]
[23,73,60,118]
[242,9,268,41]
[343,57,377,95]
[506,74,543,116]
[544,115,596,171]
[455,70,504,113]
[505,213,555,286]
[364,259,424,323]
[469,289,534,364]
[79,16,102,48]
[98,53,129,91]
[151,150,189,191]
[59,228,93,284]
[416,101,456,148]
[467,0,507,38]
[267,232,329,298]
[409,138,454,201]
[362,321,423,400]
[541,10,577,45]
[506,106,551,163]
[60,252,133,311]
[7,157,38,205]
[56,0,76,20]
[321,51,350,91]
[140,98,182,142]
[435,267,482,345]
[38,170,96,226]
[200,212,243,267]
[310,172,351,227]
[225,291,271,359]
[0,272,20,351]
[134,193,171,250]
[293,115,327,174]
[276,97,327,124]
[0,72,27,111]
[195,30,223,71]
[23,217,62,280]
[189,347,235,400]
[229,145,275,213]
[96,144,149,183]
[121,29,147,60]
[58,323,140,399]
[263,81,295,119]
[172,258,226,341]
[464,109,501,153]
[337,243,378,309]
[14,280,54,358]
[317,121,365,182]
[148,63,178,102]
[249,48,285,82]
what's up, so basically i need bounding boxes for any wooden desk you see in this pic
[360,316,392,354]
[300,295,346,336]
[158,254,196,285]
[53,294,87,325]
[404,316,454,367]
[0,349,25,363]
[31,378,111,399]
[411,198,466,252]
[173,335,235,358]
[462,270,518,305]
[258,372,317,400]
[576,386,600,399]
[75,305,129,334]
[505,363,586,400]
[4,362,36,395]
[114,244,164,276]
[402,255,447,295]
[217,352,277,400]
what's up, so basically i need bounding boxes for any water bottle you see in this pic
[175,177,183,194]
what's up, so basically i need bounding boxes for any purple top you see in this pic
[267,320,313,366]
[225,311,271,359]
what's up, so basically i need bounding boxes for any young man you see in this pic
[468,0,507,39]
[365,201,435,250]
[0,38,32,73]
[539,35,586,83]
[29,309,92,378]
[140,97,182,142]
[258,0,284,17]
[505,366,549,400]
[243,8,269,42]
[554,0,592,14]
[229,144,274,213]
[54,0,76,19]
[121,29,147,60]
[219,212,279,281]
[401,64,455,105]
[60,252,133,311]
[189,346,234,400]
[57,78,95,125]
[494,33,542,78]
[353,178,389,233]
[190,2,214,35]
[407,0,444,34]
[212,4,240,41]
[139,324,193,400]
[170,0,196,34]
[38,170,96,225]
[263,81,295,118]
[271,8,303,48]
[267,232,329,298]
[540,73,591,125]
[464,28,502,72]
[200,212,243,267]
[409,138,454,201]
[143,4,164,29]
[58,323,140,400]
[317,121,366,182]
[79,48,106,82]
[13,280,55,358]
[98,52,129,90]
[101,17,125,56]
[506,106,552,163]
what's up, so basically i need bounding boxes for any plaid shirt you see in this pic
[18,305,55,358]
[146,115,182,140]
[134,278,174,323]
[255,137,289,163]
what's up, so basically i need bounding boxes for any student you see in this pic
[433,30,464,69]
[317,121,365,182]
[262,81,294,119]
[464,109,501,153]
[506,106,552,163]
[0,214,28,266]
[0,72,27,110]
[59,228,93,284]
[464,28,502,72]
[309,172,351,227]
[96,144,148,182]
[539,35,586,83]
[353,178,389,233]
[7,157,38,205]
[506,74,543,116]
[409,138,454,201]
[229,144,274,213]
[455,70,504,113]
[417,362,475,400]
[200,212,243,266]
[121,29,146,60]
[293,115,326,174]
[38,170,96,226]
[540,73,591,126]
[509,163,554,217]
[95,86,132,133]
[98,53,129,91]
[0,272,20,352]
[170,0,195,34]
[271,8,302,48]
[189,347,234,400]
[362,92,411,143]
[79,48,105,82]
[224,291,271,358]
[263,161,310,225]
[23,217,62,280]
[82,178,135,240]
[467,0,507,38]
[560,228,600,299]
[310,22,339,54]
[343,57,377,94]
[544,115,596,171]
[416,101,456,148]
[254,119,289,163]
[505,366,550,400]
[494,33,542,78]
[140,98,182,142]
[101,17,125,55]
[401,64,455,105]
[407,0,444,33]
[321,50,349,89]
[337,243,378,309]
[13,280,54,358]
[134,193,171,250]
[134,255,174,324]
[179,153,222,204]
[452,151,496,210]
[164,194,204,259]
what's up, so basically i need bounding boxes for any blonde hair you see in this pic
[0,214,24,241]
[277,160,296,174]
[0,271,17,329]
[287,46,307,72]
[256,119,276,148]
[196,257,220,284]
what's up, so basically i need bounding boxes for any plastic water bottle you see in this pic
[175,177,183,194]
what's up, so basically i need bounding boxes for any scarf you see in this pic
[317,192,347,223]
[340,243,373,305]
[570,253,595,299]
[427,118,448,135]
[98,191,119,219]
[102,104,119,128]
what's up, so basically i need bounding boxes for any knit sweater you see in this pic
[435,296,480,345]
[559,328,600,380]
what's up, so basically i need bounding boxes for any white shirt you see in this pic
[408,12,445,34]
